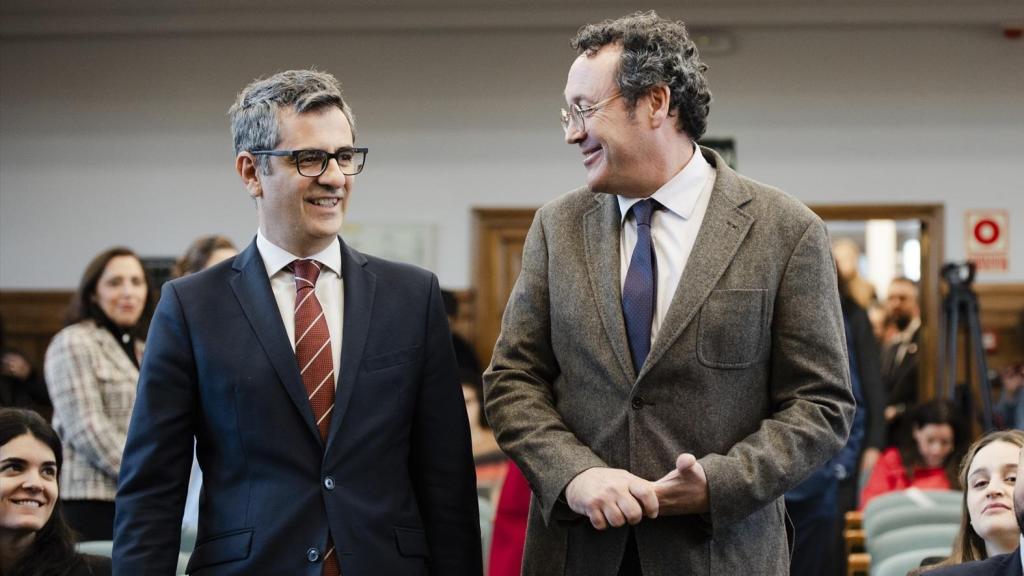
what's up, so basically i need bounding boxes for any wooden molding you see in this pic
[810,203,945,402]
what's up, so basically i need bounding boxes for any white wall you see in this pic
[2,24,1022,289]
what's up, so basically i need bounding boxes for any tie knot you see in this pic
[290,259,322,287]
[631,199,657,227]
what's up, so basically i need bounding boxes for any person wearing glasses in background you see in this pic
[113,69,481,576]
[484,12,853,576]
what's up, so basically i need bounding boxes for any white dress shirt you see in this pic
[256,230,344,387]
[618,143,716,344]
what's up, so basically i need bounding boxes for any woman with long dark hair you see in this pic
[0,407,110,575]
[860,399,965,509]
[43,247,155,540]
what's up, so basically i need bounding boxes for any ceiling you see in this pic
[2,0,1023,37]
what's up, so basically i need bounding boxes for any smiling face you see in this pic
[913,423,955,469]
[93,255,148,329]
[967,440,1020,554]
[564,45,662,198]
[248,106,354,257]
[0,433,58,536]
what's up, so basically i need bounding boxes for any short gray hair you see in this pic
[228,69,357,173]
[571,11,711,140]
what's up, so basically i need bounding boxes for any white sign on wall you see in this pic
[341,222,436,271]
[965,210,1009,272]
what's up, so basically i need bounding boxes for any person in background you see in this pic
[0,407,111,576]
[172,234,239,278]
[172,234,240,532]
[995,363,1024,430]
[442,289,483,375]
[0,315,52,419]
[461,369,506,501]
[43,247,154,541]
[912,430,1024,574]
[860,399,964,510]
[786,262,872,575]
[832,239,876,311]
[881,277,922,437]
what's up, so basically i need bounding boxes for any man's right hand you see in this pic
[565,467,659,530]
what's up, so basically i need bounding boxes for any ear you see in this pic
[647,85,672,128]
[236,152,263,200]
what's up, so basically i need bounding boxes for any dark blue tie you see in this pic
[622,199,657,373]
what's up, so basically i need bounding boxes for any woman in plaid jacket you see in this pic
[44,247,155,541]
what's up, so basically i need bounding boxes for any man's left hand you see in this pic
[652,453,710,515]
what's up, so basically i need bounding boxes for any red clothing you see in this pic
[488,462,531,576]
[859,447,951,510]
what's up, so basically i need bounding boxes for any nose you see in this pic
[564,122,584,145]
[318,157,347,189]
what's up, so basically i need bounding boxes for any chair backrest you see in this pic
[76,540,114,557]
[871,546,953,576]
[864,489,963,519]
[864,505,961,539]
[867,524,958,568]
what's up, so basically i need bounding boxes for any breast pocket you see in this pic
[363,345,422,373]
[697,289,767,369]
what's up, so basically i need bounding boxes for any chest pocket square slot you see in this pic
[364,345,422,372]
[697,289,767,369]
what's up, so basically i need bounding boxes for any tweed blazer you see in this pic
[45,320,141,502]
[484,147,854,576]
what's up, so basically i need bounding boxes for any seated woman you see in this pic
[912,429,1024,573]
[0,408,111,576]
[860,399,964,509]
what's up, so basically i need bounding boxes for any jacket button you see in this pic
[631,396,644,410]
[306,547,320,563]
[323,476,336,491]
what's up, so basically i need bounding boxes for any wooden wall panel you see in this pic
[0,291,72,376]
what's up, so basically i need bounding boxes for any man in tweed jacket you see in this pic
[483,12,854,575]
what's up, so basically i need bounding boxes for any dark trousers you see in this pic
[786,490,839,576]
[62,499,115,541]
[618,528,643,576]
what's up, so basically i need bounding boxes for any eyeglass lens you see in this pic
[295,149,365,177]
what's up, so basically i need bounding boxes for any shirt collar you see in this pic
[256,229,342,278]
[618,142,711,224]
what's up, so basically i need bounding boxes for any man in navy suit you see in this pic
[113,69,481,575]
[926,443,1024,575]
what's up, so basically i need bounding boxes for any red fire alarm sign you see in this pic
[966,210,1009,272]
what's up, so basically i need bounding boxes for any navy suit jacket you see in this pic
[927,550,1023,576]
[113,239,481,575]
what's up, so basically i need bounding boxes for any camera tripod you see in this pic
[938,262,994,432]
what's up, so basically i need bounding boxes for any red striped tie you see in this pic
[290,259,340,576]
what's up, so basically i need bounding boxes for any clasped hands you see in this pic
[564,454,709,530]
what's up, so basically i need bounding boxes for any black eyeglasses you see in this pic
[250,148,369,177]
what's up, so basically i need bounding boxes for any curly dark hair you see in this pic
[571,10,712,140]
[0,408,83,576]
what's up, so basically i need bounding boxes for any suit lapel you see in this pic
[326,239,375,451]
[642,148,754,378]
[583,194,636,383]
[229,241,322,444]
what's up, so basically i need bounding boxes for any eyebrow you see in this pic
[968,463,1018,480]
[0,457,57,467]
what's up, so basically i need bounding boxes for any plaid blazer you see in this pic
[45,320,142,501]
